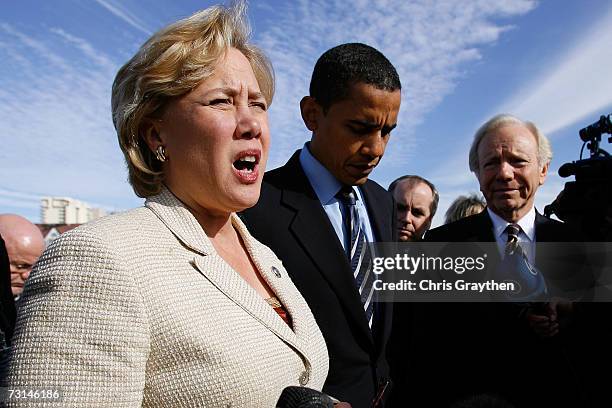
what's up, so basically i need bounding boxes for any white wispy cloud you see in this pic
[0,23,71,72]
[0,24,139,221]
[498,5,612,136]
[256,0,537,169]
[2,0,538,220]
[49,28,117,71]
[93,0,152,36]
[0,188,43,213]
[430,4,612,215]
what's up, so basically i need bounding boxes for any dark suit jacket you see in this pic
[1,235,16,385]
[1,235,15,346]
[241,150,397,408]
[389,210,608,407]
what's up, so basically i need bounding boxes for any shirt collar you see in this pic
[299,142,344,205]
[487,206,536,241]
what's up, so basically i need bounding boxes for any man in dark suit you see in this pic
[1,235,15,345]
[0,214,45,384]
[1,235,16,384]
[388,175,439,242]
[241,43,401,407]
[392,114,607,407]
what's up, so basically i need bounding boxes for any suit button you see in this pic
[271,266,281,278]
[299,369,310,386]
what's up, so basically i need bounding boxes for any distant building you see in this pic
[41,197,106,224]
[88,207,107,221]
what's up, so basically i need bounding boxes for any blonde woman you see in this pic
[6,3,329,406]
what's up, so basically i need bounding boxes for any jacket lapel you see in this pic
[146,188,305,356]
[191,249,306,355]
[146,187,214,256]
[359,182,389,242]
[231,214,310,351]
[358,182,394,346]
[534,212,558,241]
[469,210,502,266]
[280,153,375,347]
[472,210,497,242]
[534,211,566,268]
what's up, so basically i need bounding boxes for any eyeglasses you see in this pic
[10,262,34,276]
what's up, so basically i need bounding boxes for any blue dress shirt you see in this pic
[299,143,376,252]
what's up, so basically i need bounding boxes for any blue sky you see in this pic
[2,0,612,226]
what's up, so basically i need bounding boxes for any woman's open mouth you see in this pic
[232,149,261,183]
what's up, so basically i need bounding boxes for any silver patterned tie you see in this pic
[500,223,547,299]
[336,186,375,327]
[505,224,521,255]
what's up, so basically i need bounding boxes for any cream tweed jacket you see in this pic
[6,188,329,407]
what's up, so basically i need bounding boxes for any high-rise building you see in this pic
[40,197,106,224]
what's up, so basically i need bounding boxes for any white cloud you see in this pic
[0,23,71,71]
[256,0,537,169]
[49,28,117,71]
[0,24,140,221]
[0,188,42,214]
[2,0,538,218]
[497,5,612,135]
[430,4,612,219]
[93,0,152,36]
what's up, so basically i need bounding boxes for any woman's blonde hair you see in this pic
[111,1,274,197]
[444,194,486,224]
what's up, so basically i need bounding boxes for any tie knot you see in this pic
[505,224,520,239]
[336,186,356,206]
[504,224,521,256]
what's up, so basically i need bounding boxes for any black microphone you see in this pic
[276,386,335,408]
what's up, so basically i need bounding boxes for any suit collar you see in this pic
[145,187,214,256]
[485,206,551,242]
[280,151,376,347]
[453,210,501,267]
[360,181,389,243]
[480,209,553,266]
[146,186,311,360]
[299,143,343,204]
[468,210,497,242]
[534,211,560,241]
[290,149,388,243]
[191,216,308,355]
[487,206,536,242]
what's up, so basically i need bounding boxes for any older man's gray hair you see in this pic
[468,114,553,174]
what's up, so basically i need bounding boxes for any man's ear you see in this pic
[539,161,550,185]
[141,117,165,153]
[300,96,321,132]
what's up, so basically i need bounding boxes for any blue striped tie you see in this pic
[337,186,375,327]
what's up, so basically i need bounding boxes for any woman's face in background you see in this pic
[156,48,270,216]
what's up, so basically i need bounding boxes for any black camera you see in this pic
[544,114,612,240]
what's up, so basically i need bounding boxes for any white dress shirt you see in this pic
[487,206,536,264]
